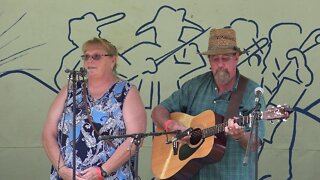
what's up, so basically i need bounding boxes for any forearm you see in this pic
[151,105,170,129]
[42,133,65,170]
[100,138,137,175]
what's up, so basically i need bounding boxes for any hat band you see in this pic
[207,45,237,51]
[200,45,246,55]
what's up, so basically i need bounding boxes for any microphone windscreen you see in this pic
[254,87,264,96]
[65,68,72,73]
[79,67,87,76]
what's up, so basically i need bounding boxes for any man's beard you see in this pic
[214,69,230,85]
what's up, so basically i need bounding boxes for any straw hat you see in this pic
[200,28,246,56]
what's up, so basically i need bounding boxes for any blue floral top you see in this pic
[50,80,133,180]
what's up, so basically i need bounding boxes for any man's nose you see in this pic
[216,57,226,66]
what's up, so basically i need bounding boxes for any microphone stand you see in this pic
[71,71,77,180]
[99,131,179,180]
[64,68,87,180]
[242,100,261,180]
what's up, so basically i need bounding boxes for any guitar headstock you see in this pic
[262,104,293,121]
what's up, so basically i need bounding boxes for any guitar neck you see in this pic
[202,113,259,138]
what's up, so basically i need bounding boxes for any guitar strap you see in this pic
[224,74,248,121]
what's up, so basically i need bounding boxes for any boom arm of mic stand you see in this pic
[99,131,179,140]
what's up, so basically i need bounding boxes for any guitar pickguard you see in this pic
[179,139,205,160]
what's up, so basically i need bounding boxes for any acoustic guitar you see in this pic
[152,105,292,179]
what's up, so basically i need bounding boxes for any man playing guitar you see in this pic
[151,28,266,180]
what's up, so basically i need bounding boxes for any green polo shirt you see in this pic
[161,70,266,180]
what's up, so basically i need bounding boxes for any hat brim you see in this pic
[200,46,247,56]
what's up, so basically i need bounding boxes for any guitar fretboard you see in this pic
[202,113,258,138]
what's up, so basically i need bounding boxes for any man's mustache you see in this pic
[216,68,228,74]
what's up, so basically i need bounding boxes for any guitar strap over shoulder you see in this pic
[224,75,248,121]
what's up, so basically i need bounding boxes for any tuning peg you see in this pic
[282,119,287,122]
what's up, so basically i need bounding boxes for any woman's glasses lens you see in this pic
[81,54,110,61]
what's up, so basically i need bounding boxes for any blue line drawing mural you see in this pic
[228,19,319,179]
[0,12,49,89]
[53,12,126,90]
[1,5,319,180]
[119,5,208,109]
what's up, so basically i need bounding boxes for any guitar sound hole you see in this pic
[190,128,202,145]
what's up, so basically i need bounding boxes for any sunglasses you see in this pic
[81,54,112,61]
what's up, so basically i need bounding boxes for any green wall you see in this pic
[1,0,319,179]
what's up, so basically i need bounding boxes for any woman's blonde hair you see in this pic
[82,37,118,74]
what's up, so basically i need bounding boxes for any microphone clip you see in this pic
[171,128,193,143]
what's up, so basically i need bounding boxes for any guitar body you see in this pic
[152,110,226,179]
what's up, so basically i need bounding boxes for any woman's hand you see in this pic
[58,166,86,180]
[79,166,100,180]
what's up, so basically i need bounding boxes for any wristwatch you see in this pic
[100,166,108,177]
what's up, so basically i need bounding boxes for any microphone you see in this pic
[65,67,87,77]
[254,87,264,103]
[79,67,87,76]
